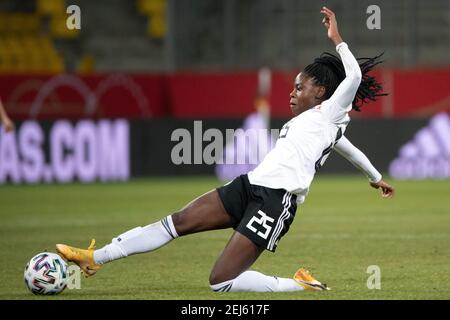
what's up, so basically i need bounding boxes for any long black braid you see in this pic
[303,52,387,111]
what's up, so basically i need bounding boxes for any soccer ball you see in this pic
[24,252,68,295]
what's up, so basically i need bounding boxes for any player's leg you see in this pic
[209,184,329,292]
[94,189,231,260]
[171,189,233,236]
[209,231,264,284]
[209,231,329,292]
[56,189,232,275]
[208,231,305,292]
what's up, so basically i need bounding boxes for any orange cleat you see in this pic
[293,268,330,291]
[56,239,101,277]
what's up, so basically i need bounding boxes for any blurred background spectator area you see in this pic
[0,0,448,120]
[0,0,168,74]
[0,0,449,180]
[0,0,449,74]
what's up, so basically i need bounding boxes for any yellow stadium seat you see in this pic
[137,0,166,15]
[5,39,22,56]
[37,0,66,16]
[50,15,80,39]
[0,50,14,73]
[78,54,96,74]
[35,35,53,49]
[23,15,41,33]
[15,53,29,73]
[137,0,166,39]
[0,13,41,34]
[0,14,7,33]
[9,14,25,33]
[28,54,45,73]
[21,36,37,49]
[148,14,166,39]
[48,54,65,73]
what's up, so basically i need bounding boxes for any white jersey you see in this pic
[248,42,363,204]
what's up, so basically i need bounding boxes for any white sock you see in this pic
[210,270,304,292]
[93,215,178,264]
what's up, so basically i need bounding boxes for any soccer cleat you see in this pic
[56,239,101,277]
[293,268,330,291]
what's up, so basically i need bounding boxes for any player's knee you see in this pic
[209,270,232,286]
[209,270,235,292]
[172,208,206,236]
[171,211,189,236]
[209,272,220,286]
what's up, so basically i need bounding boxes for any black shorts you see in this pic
[217,174,297,252]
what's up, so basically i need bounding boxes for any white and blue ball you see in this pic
[24,252,68,295]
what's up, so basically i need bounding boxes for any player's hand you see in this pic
[370,180,395,198]
[2,116,14,133]
[320,7,343,45]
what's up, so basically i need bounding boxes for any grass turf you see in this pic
[1,175,449,300]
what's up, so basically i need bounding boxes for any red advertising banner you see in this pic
[1,69,449,119]
[0,74,168,119]
[393,69,450,117]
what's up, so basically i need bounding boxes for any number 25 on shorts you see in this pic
[246,210,274,240]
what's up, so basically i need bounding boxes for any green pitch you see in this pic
[1,176,449,300]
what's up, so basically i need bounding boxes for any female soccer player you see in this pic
[57,7,394,292]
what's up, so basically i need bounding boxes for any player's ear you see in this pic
[314,86,326,100]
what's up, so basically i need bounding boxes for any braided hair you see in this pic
[303,52,387,111]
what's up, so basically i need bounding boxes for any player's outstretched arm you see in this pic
[334,136,394,198]
[334,136,381,182]
[0,98,14,132]
[320,7,362,115]
[321,6,343,46]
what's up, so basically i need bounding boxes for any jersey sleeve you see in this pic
[322,42,362,123]
[334,135,382,183]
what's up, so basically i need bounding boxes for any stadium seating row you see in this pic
[0,36,64,73]
[0,0,82,74]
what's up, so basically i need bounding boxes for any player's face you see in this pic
[289,73,323,116]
